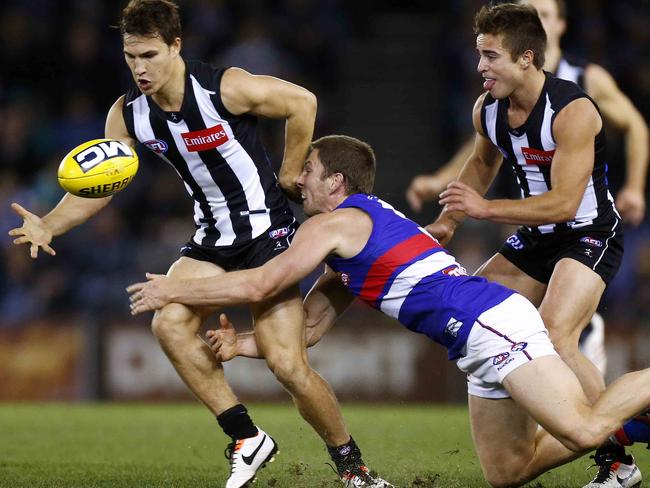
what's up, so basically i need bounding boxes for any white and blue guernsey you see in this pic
[325,194,515,360]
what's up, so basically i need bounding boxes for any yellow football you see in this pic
[57,139,139,198]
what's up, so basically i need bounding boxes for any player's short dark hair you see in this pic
[474,3,546,69]
[120,0,181,45]
[311,135,376,195]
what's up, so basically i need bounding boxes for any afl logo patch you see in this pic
[144,139,169,154]
[580,236,603,248]
[492,352,510,366]
[269,227,289,239]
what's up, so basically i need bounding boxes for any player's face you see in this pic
[523,0,565,45]
[297,150,333,217]
[476,33,524,99]
[123,34,181,95]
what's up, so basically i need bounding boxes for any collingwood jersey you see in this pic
[554,53,588,88]
[122,59,293,248]
[480,72,617,234]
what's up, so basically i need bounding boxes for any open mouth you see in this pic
[137,79,152,90]
[483,78,496,91]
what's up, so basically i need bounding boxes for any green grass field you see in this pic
[1,403,648,487]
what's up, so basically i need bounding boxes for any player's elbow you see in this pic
[553,199,580,223]
[300,89,317,116]
[248,277,280,304]
[278,173,297,192]
[556,207,577,223]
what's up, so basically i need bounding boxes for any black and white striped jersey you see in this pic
[122,59,293,248]
[480,72,618,234]
[554,53,588,89]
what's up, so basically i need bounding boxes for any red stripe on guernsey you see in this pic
[614,428,632,446]
[359,233,440,305]
[635,414,650,425]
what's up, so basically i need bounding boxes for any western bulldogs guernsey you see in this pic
[481,72,617,234]
[122,59,293,248]
[326,194,514,360]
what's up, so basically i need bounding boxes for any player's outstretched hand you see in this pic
[406,175,444,212]
[206,314,238,362]
[439,181,490,220]
[616,186,645,227]
[8,203,56,259]
[127,273,171,314]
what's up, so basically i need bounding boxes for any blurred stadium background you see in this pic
[1,0,649,407]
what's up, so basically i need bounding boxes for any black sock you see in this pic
[327,436,363,472]
[595,443,627,464]
[216,404,258,439]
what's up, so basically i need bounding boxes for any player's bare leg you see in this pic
[252,286,349,446]
[471,356,650,487]
[538,258,606,403]
[151,256,238,414]
[253,288,393,486]
[151,257,277,488]
[470,395,583,487]
[477,254,605,402]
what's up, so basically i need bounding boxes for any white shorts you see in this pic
[456,293,558,399]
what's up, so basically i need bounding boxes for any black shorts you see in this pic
[180,217,298,271]
[498,220,624,286]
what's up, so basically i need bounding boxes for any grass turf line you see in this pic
[1,403,648,487]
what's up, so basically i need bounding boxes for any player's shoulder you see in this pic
[552,95,601,140]
[545,72,592,111]
[474,91,492,110]
[110,94,126,110]
[472,92,492,134]
[185,59,229,89]
[296,211,353,246]
[107,95,128,121]
[122,83,141,105]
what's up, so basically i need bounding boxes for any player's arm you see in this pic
[127,212,345,313]
[8,96,134,258]
[585,64,649,226]
[220,68,317,201]
[303,265,355,346]
[207,266,354,360]
[441,98,598,225]
[427,94,503,245]
[406,137,474,212]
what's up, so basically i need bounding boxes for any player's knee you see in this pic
[484,470,524,488]
[151,304,199,344]
[544,322,577,353]
[265,351,310,389]
[481,456,531,487]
